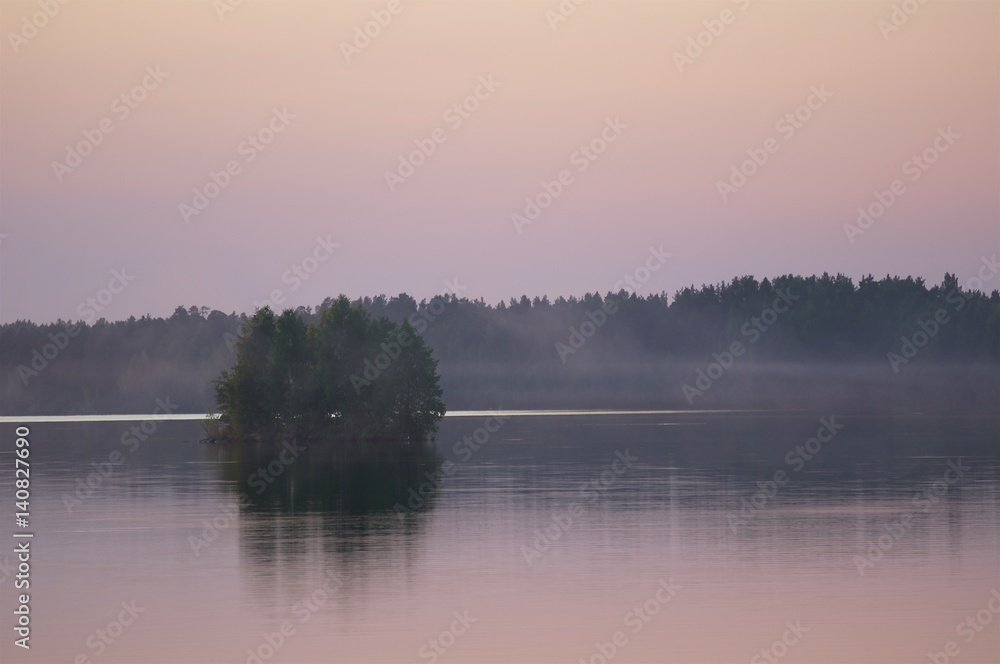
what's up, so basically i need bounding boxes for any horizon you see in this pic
[5,267,999,326]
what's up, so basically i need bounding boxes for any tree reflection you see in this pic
[201,439,444,604]
[206,438,444,514]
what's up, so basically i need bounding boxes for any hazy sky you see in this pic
[1,0,997,323]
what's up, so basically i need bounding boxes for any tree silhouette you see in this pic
[212,297,445,441]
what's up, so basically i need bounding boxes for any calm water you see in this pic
[1,411,998,663]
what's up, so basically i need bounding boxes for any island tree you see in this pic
[211,296,445,441]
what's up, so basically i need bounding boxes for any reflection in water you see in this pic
[206,438,443,514]
[1,414,997,664]
[202,439,444,608]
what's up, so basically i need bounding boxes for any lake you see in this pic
[1,411,998,663]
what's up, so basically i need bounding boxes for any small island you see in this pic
[206,295,445,442]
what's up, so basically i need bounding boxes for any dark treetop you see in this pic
[210,296,445,441]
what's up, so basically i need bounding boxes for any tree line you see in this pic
[2,272,997,414]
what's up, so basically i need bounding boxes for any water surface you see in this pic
[1,411,997,663]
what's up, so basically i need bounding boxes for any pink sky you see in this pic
[1,0,997,323]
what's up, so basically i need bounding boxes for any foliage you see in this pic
[1,274,998,414]
[213,297,445,441]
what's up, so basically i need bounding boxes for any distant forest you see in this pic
[2,273,998,415]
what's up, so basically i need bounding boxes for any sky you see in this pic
[1,0,997,323]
